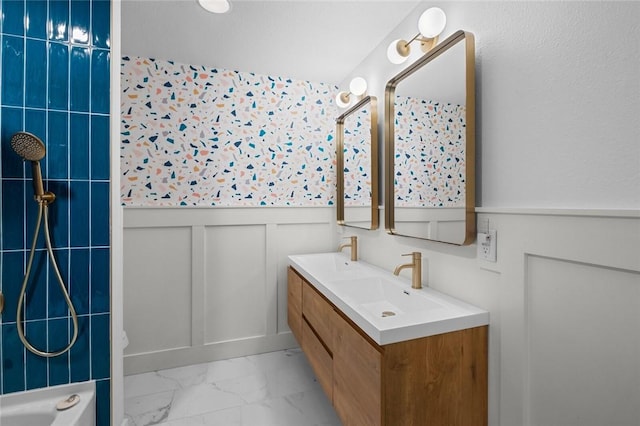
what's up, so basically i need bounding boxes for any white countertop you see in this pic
[288,252,489,345]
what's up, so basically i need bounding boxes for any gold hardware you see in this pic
[336,95,379,230]
[337,236,358,261]
[335,77,368,109]
[386,7,446,64]
[0,292,4,314]
[385,30,476,245]
[393,252,422,289]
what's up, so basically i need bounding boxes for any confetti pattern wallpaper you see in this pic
[394,96,466,207]
[343,106,372,207]
[121,56,337,206]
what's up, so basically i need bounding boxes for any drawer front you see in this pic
[287,267,303,343]
[302,281,334,351]
[302,319,333,402]
[333,313,382,426]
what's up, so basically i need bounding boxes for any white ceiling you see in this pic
[121,0,420,84]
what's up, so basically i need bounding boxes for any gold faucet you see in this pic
[338,236,358,261]
[393,252,422,289]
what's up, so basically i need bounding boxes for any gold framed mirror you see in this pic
[385,30,475,245]
[336,96,379,230]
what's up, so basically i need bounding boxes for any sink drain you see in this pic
[381,311,396,317]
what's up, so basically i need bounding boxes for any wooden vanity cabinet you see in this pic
[333,310,382,426]
[287,266,488,426]
[301,276,336,401]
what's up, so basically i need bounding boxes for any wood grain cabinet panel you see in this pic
[383,326,488,425]
[287,267,303,344]
[302,280,334,348]
[302,319,333,401]
[333,312,382,426]
[287,266,488,426]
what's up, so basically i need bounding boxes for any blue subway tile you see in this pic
[47,42,69,110]
[70,315,90,382]
[47,111,69,179]
[24,248,47,321]
[2,323,25,393]
[49,182,70,246]
[25,39,47,109]
[92,0,110,49]
[70,47,90,112]
[96,378,111,426]
[90,313,109,380]
[48,0,69,41]
[70,0,90,44]
[24,109,47,149]
[90,182,109,246]
[90,247,109,313]
[48,181,69,247]
[69,180,90,247]
[1,252,24,323]
[48,317,70,385]
[26,0,48,39]
[91,114,110,179]
[70,248,90,314]
[25,320,48,389]
[70,113,90,179]
[1,180,25,250]
[2,0,25,36]
[25,188,46,249]
[1,107,24,178]
[90,49,110,113]
[48,248,70,318]
[2,36,24,107]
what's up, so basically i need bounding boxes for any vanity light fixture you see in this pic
[198,0,231,14]
[386,7,446,64]
[335,77,368,108]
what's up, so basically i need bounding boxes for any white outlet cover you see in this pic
[477,230,497,262]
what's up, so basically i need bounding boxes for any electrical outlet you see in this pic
[477,229,497,262]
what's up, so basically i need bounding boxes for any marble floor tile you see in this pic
[124,349,342,426]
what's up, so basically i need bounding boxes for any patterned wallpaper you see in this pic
[394,97,466,207]
[343,105,373,207]
[121,57,338,206]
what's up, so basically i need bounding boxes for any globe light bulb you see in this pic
[349,77,367,97]
[335,91,351,108]
[198,0,231,14]
[418,7,446,38]
[387,39,408,64]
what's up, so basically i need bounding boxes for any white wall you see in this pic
[338,2,640,425]
[341,1,640,209]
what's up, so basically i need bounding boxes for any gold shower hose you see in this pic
[17,201,78,357]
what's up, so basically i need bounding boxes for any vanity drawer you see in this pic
[302,318,333,402]
[302,281,334,350]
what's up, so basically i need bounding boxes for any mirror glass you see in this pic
[385,31,475,245]
[337,96,379,230]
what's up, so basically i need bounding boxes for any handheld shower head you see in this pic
[11,132,46,161]
[10,132,53,203]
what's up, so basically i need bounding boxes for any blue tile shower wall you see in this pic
[0,1,110,425]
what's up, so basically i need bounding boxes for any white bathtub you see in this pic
[0,381,95,426]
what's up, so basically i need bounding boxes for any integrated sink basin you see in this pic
[287,252,374,282]
[289,252,489,345]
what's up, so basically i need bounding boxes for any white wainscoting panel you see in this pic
[526,255,639,426]
[204,225,267,343]
[123,226,193,355]
[123,207,336,374]
[123,206,640,426]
